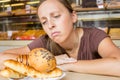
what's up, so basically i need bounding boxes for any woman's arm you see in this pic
[58,37,120,77]
[59,58,120,76]
[2,46,31,55]
[55,54,77,65]
[0,52,18,70]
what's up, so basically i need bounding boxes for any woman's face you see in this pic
[38,0,77,43]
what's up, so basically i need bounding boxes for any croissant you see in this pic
[16,48,56,72]
[3,60,62,78]
[0,48,63,79]
[17,55,29,66]
[0,67,26,78]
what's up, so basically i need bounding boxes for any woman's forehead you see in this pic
[38,0,66,11]
[38,0,68,16]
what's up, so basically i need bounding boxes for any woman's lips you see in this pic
[51,31,60,37]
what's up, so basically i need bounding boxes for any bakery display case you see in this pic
[0,0,120,51]
[73,0,120,40]
[1,0,120,40]
[0,0,45,51]
[73,0,120,47]
[0,0,46,40]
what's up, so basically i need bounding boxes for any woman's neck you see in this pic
[59,28,83,57]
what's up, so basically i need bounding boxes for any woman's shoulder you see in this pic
[81,27,109,40]
[82,27,108,35]
[37,34,48,41]
[83,27,104,32]
[27,34,48,50]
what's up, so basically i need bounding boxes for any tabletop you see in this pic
[0,71,120,80]
[62,72,120,80]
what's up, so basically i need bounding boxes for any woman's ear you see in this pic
[71,11,78,23]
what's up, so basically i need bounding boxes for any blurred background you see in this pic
[0,0,120,51]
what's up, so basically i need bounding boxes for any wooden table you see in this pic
[0,71,120,80]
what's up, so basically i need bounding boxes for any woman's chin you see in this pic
[53,39,62,44]
[51,37,64,44]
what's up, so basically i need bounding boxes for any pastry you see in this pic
[3,60,62,78]
[28,48,56,72]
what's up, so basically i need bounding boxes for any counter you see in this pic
[0,40,120,52]
[62,72,120,80]
[0,40,32,52]
[0,72,120,80]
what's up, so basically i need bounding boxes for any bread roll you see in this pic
[28,48,56,72]
[4,60,62,78]
[0,67,25,78]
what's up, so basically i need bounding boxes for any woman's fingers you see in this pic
[64,57,77,63]
[56,57,77,65]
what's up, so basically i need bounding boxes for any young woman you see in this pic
[0,0,120,77]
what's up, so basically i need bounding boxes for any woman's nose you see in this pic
[48,20,55,29]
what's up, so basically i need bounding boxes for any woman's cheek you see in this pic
[43,27,49,34]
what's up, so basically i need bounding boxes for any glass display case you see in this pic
[0,0,46,40]
[0,0,120,48]
[73,0,120,40]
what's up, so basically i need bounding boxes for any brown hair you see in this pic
[37,0,73,56]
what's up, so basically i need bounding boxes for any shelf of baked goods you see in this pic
[73,0,120,12]
[74,7,120,12]
[74,5,120,12]
[0,7,37,17]
[0,13,46,40]
[0,1,120,17]
[0,28,46,40]
[1,7,120,17]
[0,0,39,17]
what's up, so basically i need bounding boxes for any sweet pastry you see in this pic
[17,55,29,65]
[28,48,56,72]
[0,48,63,79]
[3,60,62,78]
[0,67,26,78]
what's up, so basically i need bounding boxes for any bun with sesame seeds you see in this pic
[28,48,57,72]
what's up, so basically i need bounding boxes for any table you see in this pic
[0,72,120,80]
[62,72,120,80]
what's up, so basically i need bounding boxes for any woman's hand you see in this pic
[57,63,71,71]
[55,54,77,65]
[0,52,18,70]
[55,54,77,71]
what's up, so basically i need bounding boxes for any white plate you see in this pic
[9,72,66,80]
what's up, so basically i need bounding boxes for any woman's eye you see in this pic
[42,21,46,25]
[54,15,60,18]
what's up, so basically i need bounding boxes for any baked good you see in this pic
[17,55,29,65]
[28,48,56,72]
[0,67,26,78]
[1,48,62,79]
[3,60,62,78]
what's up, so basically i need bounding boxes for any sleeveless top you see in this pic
[28,28,109,60]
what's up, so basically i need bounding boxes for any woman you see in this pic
[0,0,120,77]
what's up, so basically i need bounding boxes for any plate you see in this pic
[9,72,66,80]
